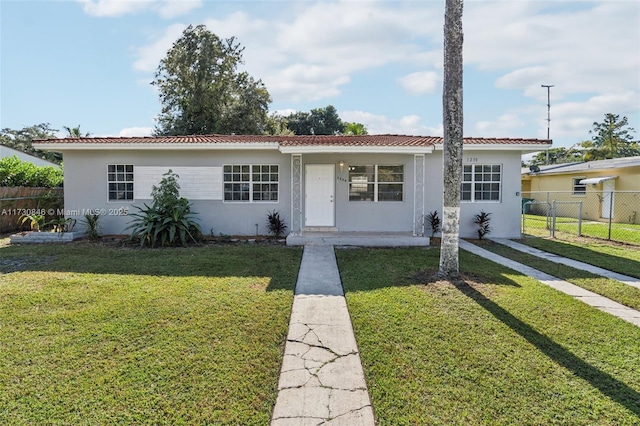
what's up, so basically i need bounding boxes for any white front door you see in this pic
[305,164,335,227]
[601,179,615,219]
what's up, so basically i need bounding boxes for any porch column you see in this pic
[413,154,425,236]
[291,154,302,234]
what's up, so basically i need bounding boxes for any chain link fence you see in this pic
[522,191,640,246]
[0,188,64,233]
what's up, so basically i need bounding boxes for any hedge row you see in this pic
[0,156,63,188]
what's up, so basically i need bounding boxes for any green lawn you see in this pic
[523,214,640,246]
[517,236,640,279]
[0,241,302,425]
[475,239,640,311]
[337,248,640,425]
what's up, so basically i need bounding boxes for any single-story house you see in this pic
[0,144,60,168]
[521,156,640,221]
[33,134,550,241]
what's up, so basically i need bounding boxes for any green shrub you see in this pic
[46,217,76,233]
[425,210,441,237]
[267,210,287,238]
[473,210,492,240]
[126,170,202,247]
[0,156,63,187]
[18,213,45,231]
[82,214,101,240]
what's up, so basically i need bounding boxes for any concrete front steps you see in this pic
[286,230,430,247]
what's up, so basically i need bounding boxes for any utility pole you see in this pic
[541,84,554,164]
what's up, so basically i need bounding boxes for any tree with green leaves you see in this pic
[0,123,62,164]
[344,122,368,135]
[438,0,464,279]
[152,25,271,136]
[263,113,294,136]
[580,113,638,160]
[63,125,90,138]
[529,146,583,166]
[285,105,345,135]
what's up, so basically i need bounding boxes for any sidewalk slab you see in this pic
[491,238,640,290]
[271,245,375,426]
[459,240,640,327]
[295,245,344,296]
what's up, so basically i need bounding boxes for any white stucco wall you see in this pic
[61,148,524,238]
[62,150,291,236]
[425,149,523,239]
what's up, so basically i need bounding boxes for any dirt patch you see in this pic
[0,256,56,274]
[411,269,499,296]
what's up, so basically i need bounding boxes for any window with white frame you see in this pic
[461,164,501,202]
[223,164,278,202]
[107,164,134,201]
[572,177,586,195]
[349,165,404,201]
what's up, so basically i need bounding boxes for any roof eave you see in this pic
[278,145,435,154]
[433,143,552,152]
[32,142,281,151]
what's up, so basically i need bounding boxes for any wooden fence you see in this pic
[0,187,64,234]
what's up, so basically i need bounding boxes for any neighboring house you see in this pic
[522,156,640,222]
[34,134,550,240]
[0,144,59,168]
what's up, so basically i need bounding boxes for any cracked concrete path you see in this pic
[460,240,640,327]
[271,245,375,426]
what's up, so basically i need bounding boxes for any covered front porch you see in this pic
[285,150,432,239]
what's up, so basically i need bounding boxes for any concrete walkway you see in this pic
[459,240,640,327]
[491,238,640,290]
[271,245,375,425]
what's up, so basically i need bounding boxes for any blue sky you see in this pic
[1,0,639,150]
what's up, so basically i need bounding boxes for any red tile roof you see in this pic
[34,134,550,147]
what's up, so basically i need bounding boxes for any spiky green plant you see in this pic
[82,213,101,240]
[266,210,287,239]
[125,170,201,247]
[473,210,492,240]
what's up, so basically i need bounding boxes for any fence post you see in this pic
[578,201,582,236]
[551,200,556,238]
[607,191,613,240]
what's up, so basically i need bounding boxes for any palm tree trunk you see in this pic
[438,0,464,278]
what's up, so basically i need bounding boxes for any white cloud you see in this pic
[272,109,297,117]
[475,114,526,137]
[124,1,638,145]
[77,0,201,18]
[157,0,202,19]
[132,2,442,102]
[119,126,154,137]
[398,71,440,96]
[133,23,187,72]
[341,110,442,136]
[269,64,350,103]
[465,2,640,100]
[462,1,639,145]
[77,0,153,17]
[547,91,639,140]
[265,1,440,101]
